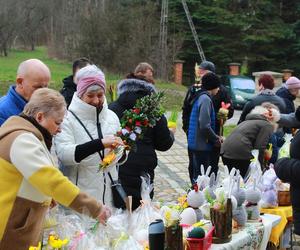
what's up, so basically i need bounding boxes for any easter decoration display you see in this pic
[99,92,164,171]
[217,102,231,136]
[186,179,205,222]
[245,179,262,221]
[196,165,212,190]
[278,133,293,159]
[184,221,214,250]
[167,110,178,129]
[209,169,236,243]
[160,198,186,250]
[232,172,247,228]
[260,166,278,208]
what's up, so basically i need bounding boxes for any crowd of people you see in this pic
[0,57,300,248]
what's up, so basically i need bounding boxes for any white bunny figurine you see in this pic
[204,172,217,200]
[232,172,247,227]
[196,165,211,190]
[245,179,261,220]
[187,182,204,221]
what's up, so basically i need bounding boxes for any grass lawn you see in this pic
[0,47,187,111]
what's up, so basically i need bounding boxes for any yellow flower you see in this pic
[167,121,177,129]
[48,235,69,248]
[165,210,171,221]
[193,221,206,228]
[29,242,41,250]
[100,151,116,169]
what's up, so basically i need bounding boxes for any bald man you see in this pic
[0,59,50,125]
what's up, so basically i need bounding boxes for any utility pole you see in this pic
[159,0,168,80]
[181,0,206,62]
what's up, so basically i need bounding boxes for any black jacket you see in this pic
[182,84,234,135]
[238,89,286,124]
[60,75,76,108]
[109,78,174,210]
[275,131,300,235]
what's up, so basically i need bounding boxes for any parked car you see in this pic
[222,75,256,109]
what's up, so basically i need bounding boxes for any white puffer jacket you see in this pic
[54,94,120,206]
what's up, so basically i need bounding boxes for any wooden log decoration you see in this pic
[210,198,232,244]
[165,223,183,250]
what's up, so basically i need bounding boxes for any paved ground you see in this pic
[153,127,190,203]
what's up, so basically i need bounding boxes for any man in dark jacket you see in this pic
[60,58,90,107]
[109,75,174,210]
[238,74,286,124]
[182,61,233,183]
[275,131,300,235]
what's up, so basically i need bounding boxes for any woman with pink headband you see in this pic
[55,65,122,208]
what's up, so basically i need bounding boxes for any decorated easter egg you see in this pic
[180,207,197,225]
[187,190,204,208]
[188,227,205,239]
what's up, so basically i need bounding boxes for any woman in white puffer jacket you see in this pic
[55,65,121,207]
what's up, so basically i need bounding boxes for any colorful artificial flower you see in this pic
[28,242,41,250]
[48,234,69,249]
[177,194,188,209]
[167,110,178,129]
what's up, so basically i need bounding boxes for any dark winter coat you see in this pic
[212,85,234,134]
[238,89,286,124]
[182,84,234,135]
[221,113,274,163]
[60,75,76,108]
[275,131,300,235]
[109,78,174,210]
[276,87,296,114]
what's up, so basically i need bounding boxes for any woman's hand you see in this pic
[97,204,112,225]
[101,135,124,149]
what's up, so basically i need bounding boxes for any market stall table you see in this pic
[211,214,281,250]
[260,206,292,246]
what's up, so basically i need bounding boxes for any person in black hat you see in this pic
[187,72,222,183]
[182,61,233,184]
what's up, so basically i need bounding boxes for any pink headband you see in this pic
[77,76,106,97]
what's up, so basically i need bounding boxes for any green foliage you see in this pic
[169,0,300,81]
[119,92,165,149]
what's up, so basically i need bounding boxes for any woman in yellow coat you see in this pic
[0,88,122,249]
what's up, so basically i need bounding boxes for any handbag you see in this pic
[69,110,128,207]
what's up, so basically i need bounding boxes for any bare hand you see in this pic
[101,136,124,149]
[169,127,176,134]
[97,205,112,225]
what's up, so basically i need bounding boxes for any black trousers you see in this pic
[221,156,251,179]
[188,149,218,184]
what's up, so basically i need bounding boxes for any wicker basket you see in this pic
[278,191,291,206]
